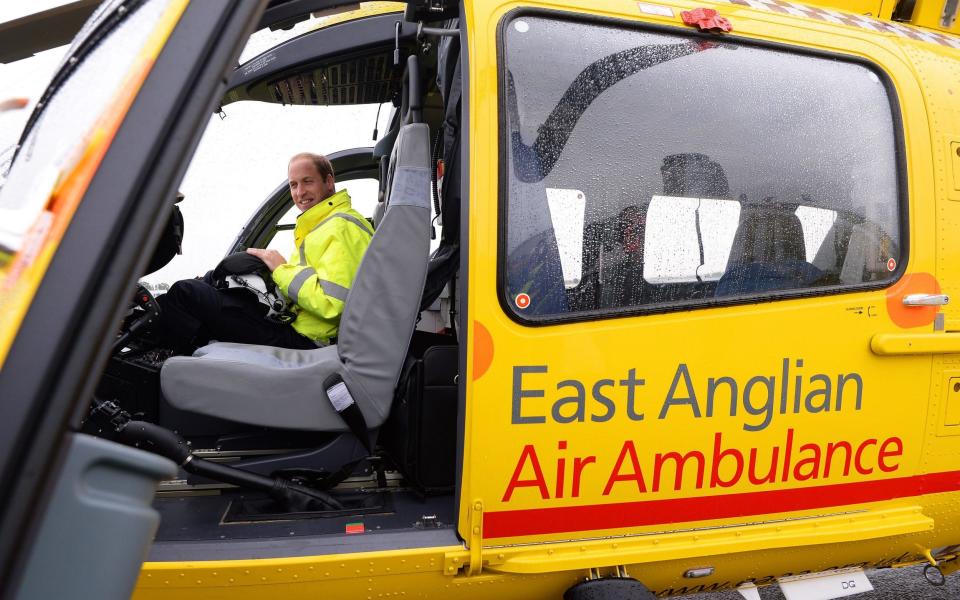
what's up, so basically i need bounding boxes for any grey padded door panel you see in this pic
[15,433,175,600]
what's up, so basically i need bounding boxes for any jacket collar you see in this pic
[295,189,352,236]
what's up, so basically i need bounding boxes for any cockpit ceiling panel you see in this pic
[222,11,417,107]
[229,50,400,106]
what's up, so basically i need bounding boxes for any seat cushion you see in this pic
[161,343,360,431]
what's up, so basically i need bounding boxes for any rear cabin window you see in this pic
[500,15,902,320]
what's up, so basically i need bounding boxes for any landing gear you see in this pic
[564,567,655,600]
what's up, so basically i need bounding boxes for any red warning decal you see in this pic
[887,258,897,272]
[515,293,531,310]
[345,522,364,534]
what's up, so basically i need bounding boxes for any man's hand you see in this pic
[246,248,286,272]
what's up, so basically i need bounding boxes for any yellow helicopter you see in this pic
[0,0,959,598]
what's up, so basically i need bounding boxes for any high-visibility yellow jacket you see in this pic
[271,189,373,343]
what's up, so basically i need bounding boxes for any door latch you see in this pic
[903,294,950,306]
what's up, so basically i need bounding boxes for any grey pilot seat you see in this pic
[715,203,823,297]
[159,122,433,478]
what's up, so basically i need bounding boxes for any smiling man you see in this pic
[247,152,374,344]
[156,152,373,352]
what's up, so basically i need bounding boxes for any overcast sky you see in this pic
[0,2,391,286]
[0,0,71,162]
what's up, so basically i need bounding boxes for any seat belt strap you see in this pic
[323,373,372,454]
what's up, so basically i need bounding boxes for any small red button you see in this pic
[515,293,531,310]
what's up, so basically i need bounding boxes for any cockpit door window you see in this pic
[499,14,903,322]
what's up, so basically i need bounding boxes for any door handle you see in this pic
[902,294,950,306]
[871,332,960,355]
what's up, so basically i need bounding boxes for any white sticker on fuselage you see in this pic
[637,3,675,17]
[778,568,874,600]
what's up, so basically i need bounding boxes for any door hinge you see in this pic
[443,499,484,576]
[468,499,484,575]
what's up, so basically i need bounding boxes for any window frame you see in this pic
[495,7,909,326]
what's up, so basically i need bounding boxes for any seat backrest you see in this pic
[839,223,885,284]
[715,207,817,297]
[336,123,432,426]
[725,208,806,269]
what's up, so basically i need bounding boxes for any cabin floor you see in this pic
[148,484,459,561]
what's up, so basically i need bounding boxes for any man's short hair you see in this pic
[290,152,335,181]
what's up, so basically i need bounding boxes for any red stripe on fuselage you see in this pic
[483,470,960,538]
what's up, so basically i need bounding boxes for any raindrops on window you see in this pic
[502,15,900,319]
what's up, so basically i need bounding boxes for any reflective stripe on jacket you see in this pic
[271,189,373,342]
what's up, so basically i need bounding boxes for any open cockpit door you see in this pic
[0,1,268,597]
[2,1,472,596]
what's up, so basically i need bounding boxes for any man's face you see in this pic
[288,158,335,213]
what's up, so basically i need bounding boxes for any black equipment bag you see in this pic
[381,344,459,494]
